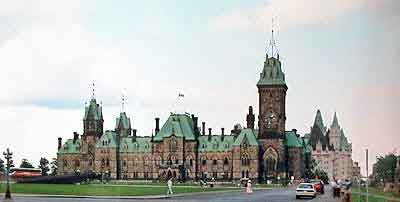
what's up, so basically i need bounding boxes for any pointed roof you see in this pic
[257,56,286,86]
[232,129,259,146]
[313,109,326,133]
[83,98,103,121]
[116,112,131,130]
[285,131,303,148]
[198,135,235,152]
[257,26,286,86]
[153,113,195,141]
[96,130,118,148]
[331,112,340,128]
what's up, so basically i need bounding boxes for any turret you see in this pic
[58,137,62,150]
[246,106,255,129]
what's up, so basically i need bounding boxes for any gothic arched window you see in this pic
[170,140,177,152]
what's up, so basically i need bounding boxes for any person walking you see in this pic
[246,180,253,194]
[167,177,174,195]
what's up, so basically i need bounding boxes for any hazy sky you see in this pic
[0,0,398,176]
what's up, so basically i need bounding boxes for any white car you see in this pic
[296,183,317,199]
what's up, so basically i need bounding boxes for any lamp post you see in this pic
[3,148,13,199]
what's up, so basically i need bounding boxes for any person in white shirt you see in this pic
[167,178,173,195]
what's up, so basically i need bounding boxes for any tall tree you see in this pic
[20,158,34,168]
[50,158,58,176]
[375,153,398,183]
[39,157,50,176]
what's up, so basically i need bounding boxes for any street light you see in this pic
[3,148,13,200]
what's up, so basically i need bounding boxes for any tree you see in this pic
[315,168,329,184]
[50,158,58,176]
[304,159,329,184]
[0,158,4,173]
[20,158,34,168]
[39,157,50,176]
[375,153,398,183]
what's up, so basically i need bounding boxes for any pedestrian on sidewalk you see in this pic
[246,180,253,194]
[167,177,174,195]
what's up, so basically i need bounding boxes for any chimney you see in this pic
[292,129,299,137]
[58,137,62,150]
[193,116,198,131]
[155,118,160,134]
[221,128,225,141]
[132,129,137,142]
[73,132,79,143]
[202,122,206,136]
[208,128,212,141]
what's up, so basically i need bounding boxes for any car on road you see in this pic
[296,183,317,199]
[310,179,324,194]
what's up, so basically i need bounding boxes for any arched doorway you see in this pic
[263,147,278,180]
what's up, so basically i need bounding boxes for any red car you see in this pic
[310,179,324,194]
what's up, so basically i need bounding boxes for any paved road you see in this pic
[7,187,341,202]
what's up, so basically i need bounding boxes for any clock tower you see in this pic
[257,29,288,182]
[257,54,287,137]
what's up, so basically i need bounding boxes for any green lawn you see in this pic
[0,183,240,196]
[352,187,400,202]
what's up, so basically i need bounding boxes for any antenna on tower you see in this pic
[267,17,278,58]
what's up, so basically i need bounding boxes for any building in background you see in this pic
[56,30,312,182]
[304,110,353,181]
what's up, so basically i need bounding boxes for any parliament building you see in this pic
[56,33,353,182]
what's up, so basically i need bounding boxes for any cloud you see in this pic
[212,0,398,32]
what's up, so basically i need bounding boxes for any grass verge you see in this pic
[0,183,240,196]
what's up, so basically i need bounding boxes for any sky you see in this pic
[0,0,399,176]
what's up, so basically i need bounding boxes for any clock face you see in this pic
[265,112,276,129]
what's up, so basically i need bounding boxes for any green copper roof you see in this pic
[120,137,152,153]
[116,112,131,130]
[96,131,118,148]
[285,131,303,148]
[257,56,286,86]
[331,112,340,128]
[84,99,103,121]
[58,139,82,154]
[313,109,326,133]
[339,129,351,151]
[198,135,235,152]
[153,113,195,141]
[232,129,259,146]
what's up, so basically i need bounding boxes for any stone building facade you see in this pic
[304,110,353,181]
[57,33,315,182]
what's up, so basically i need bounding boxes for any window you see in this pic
[123,160,127,167]
[175,159,179,164]
[189,159,193,167]
[202,159,207,166]
[213,172,217,179]
[106,158,110,167]
[63,160,68,167]
[202,144,206,149]
[224,158,229,165]
[170,140,177,152]
[213,159,217,165]
[101,159,105,167]
[74,160,80,167]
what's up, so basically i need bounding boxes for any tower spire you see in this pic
[121,93,126,113]
[91,81,96,100]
